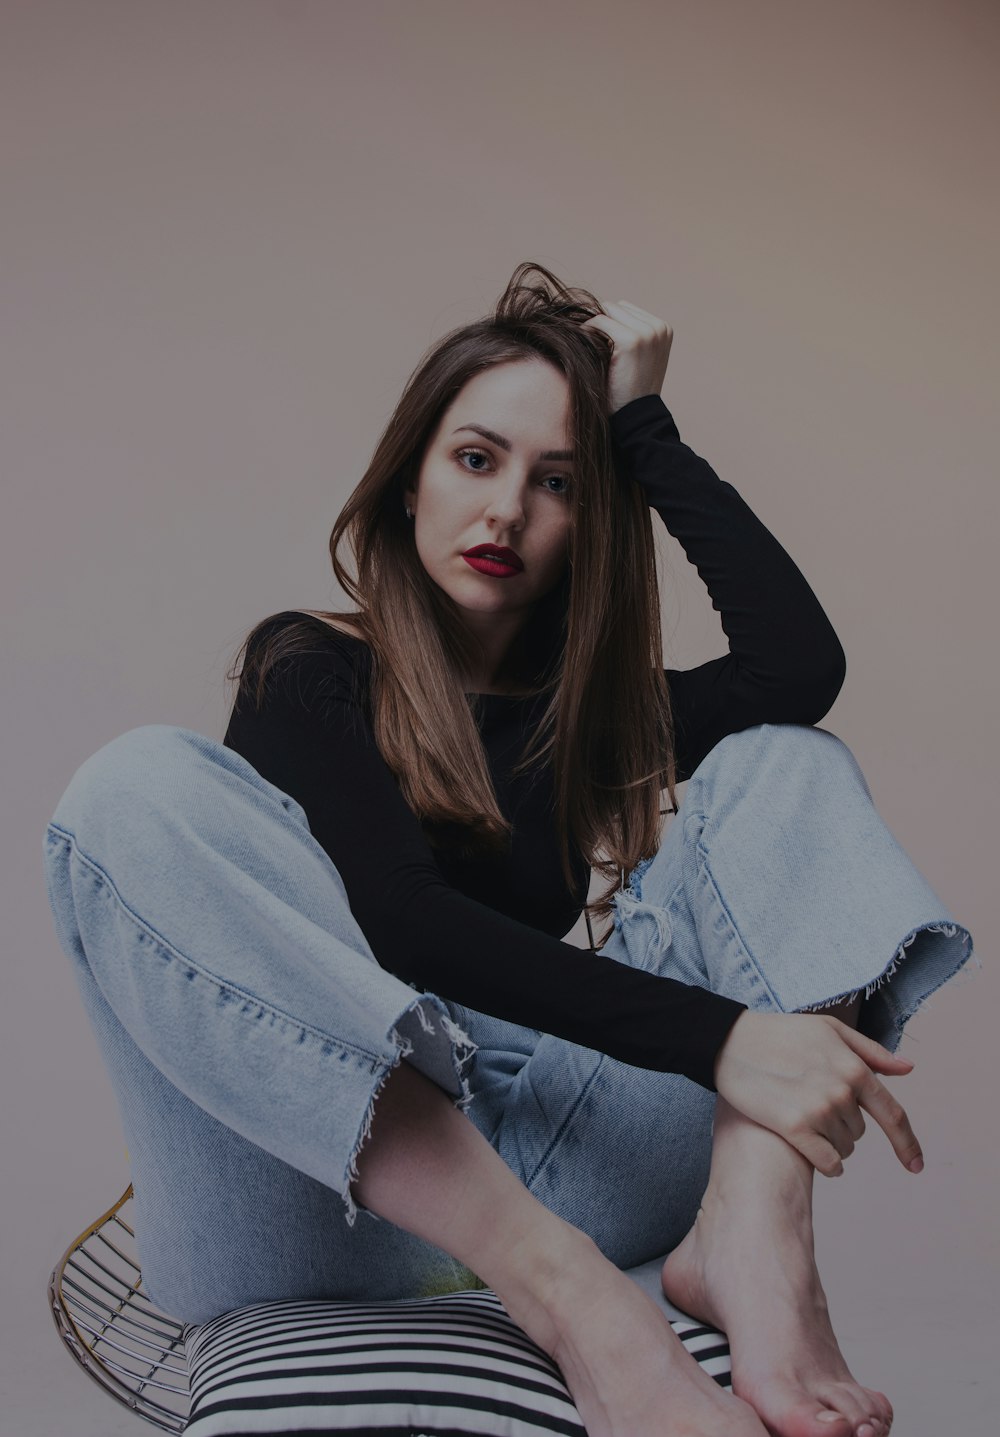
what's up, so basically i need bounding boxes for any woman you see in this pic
[43,263,972,1437]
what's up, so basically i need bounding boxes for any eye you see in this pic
[542,474,572,496]
[455,448,572,496]
[455,446,492,473]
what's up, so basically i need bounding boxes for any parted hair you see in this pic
[228,261,678,944]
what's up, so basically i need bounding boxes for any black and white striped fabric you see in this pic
[183,1288,731,1436]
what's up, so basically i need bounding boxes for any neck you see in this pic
[458,618,529,694]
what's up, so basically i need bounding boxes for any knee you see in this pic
[49,725,205,843]
[707,720,844,762]
[694,722,859,790]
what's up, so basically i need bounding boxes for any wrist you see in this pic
[610,390,662,416]
[607,393,674,446]
[712,1007,751,1089]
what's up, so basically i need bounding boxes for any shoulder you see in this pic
[288,611,369,645]
[245,610,370,662]
[235,610,373,711]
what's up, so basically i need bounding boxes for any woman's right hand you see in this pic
[580,301,673,415]
[712,1010,923,1177]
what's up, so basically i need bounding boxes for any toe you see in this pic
[740,1380,855,1437]
[813,1410,852,1434]
[812,1380,884,1435]
[855,1387,892,1434]
[869,1391,893,1430]
[786,1393,855,1437]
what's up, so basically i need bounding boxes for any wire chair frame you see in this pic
[47,1185,190,1433]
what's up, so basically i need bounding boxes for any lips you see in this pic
[462,545,524,572]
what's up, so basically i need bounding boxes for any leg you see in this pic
[645,723,972,1437]
[480,723,972,1437]
[608,723,972,1042]
[47,725,769,1435]
[663,1094,891,1437]
[352,1046,772,1437]
[474,722,971,1265]
[43,725,480,1322]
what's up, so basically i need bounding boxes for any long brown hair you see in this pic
[228,261,678,944]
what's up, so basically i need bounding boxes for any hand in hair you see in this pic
[712,1009,924,1178]
[581,300,674,414]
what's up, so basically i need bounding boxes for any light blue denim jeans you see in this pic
[42,722,973,1325]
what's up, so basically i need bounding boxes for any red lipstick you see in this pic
[462,544,524,577]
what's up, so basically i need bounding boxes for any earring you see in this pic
[404,505,414,519]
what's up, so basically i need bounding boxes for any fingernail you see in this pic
[908,1155,924,1173]
[816,1413,842,1425]
[858,1426,875,1437]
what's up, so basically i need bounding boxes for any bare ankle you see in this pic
[478,1215,600,1317]
[352,1058,601,1321]
[700,1098,814,1213]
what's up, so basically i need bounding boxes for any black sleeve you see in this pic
[223,613,746,1089]
[608,394,846,781]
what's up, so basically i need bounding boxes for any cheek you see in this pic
[413,493,453,547]
[534,531,571,588]
[546,517,573,566]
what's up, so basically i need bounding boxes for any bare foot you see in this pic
[660,1103,893,1437]
[351,1057,763,1435]
[495,1225,769,1437]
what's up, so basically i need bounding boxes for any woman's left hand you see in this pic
[581,301,674,415]
[712,1009,923,1178]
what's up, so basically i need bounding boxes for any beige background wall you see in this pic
[3,2,996,1432]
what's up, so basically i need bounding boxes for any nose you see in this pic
[483,475,527,533]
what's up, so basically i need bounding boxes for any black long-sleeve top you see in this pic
[223,394,846,1090]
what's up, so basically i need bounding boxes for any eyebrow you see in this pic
[451,425,574,462]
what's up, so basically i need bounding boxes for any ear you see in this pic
[402,480,417,511]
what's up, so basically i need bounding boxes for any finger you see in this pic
[582,308,643,340]
[781,1120,844,1178]
[828,1114,857,1161]
[794,1129,845,1178]
[579,314,615,341]
[837,1024,914,1074]
[605,305,672,354]
[605,299,653,323]
[614,299,668,329]
[844,1106,867,1143]
[857,1075,924,1172]
[608,301,672,349]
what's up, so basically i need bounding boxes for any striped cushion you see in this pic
[183,1288,731,1435]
